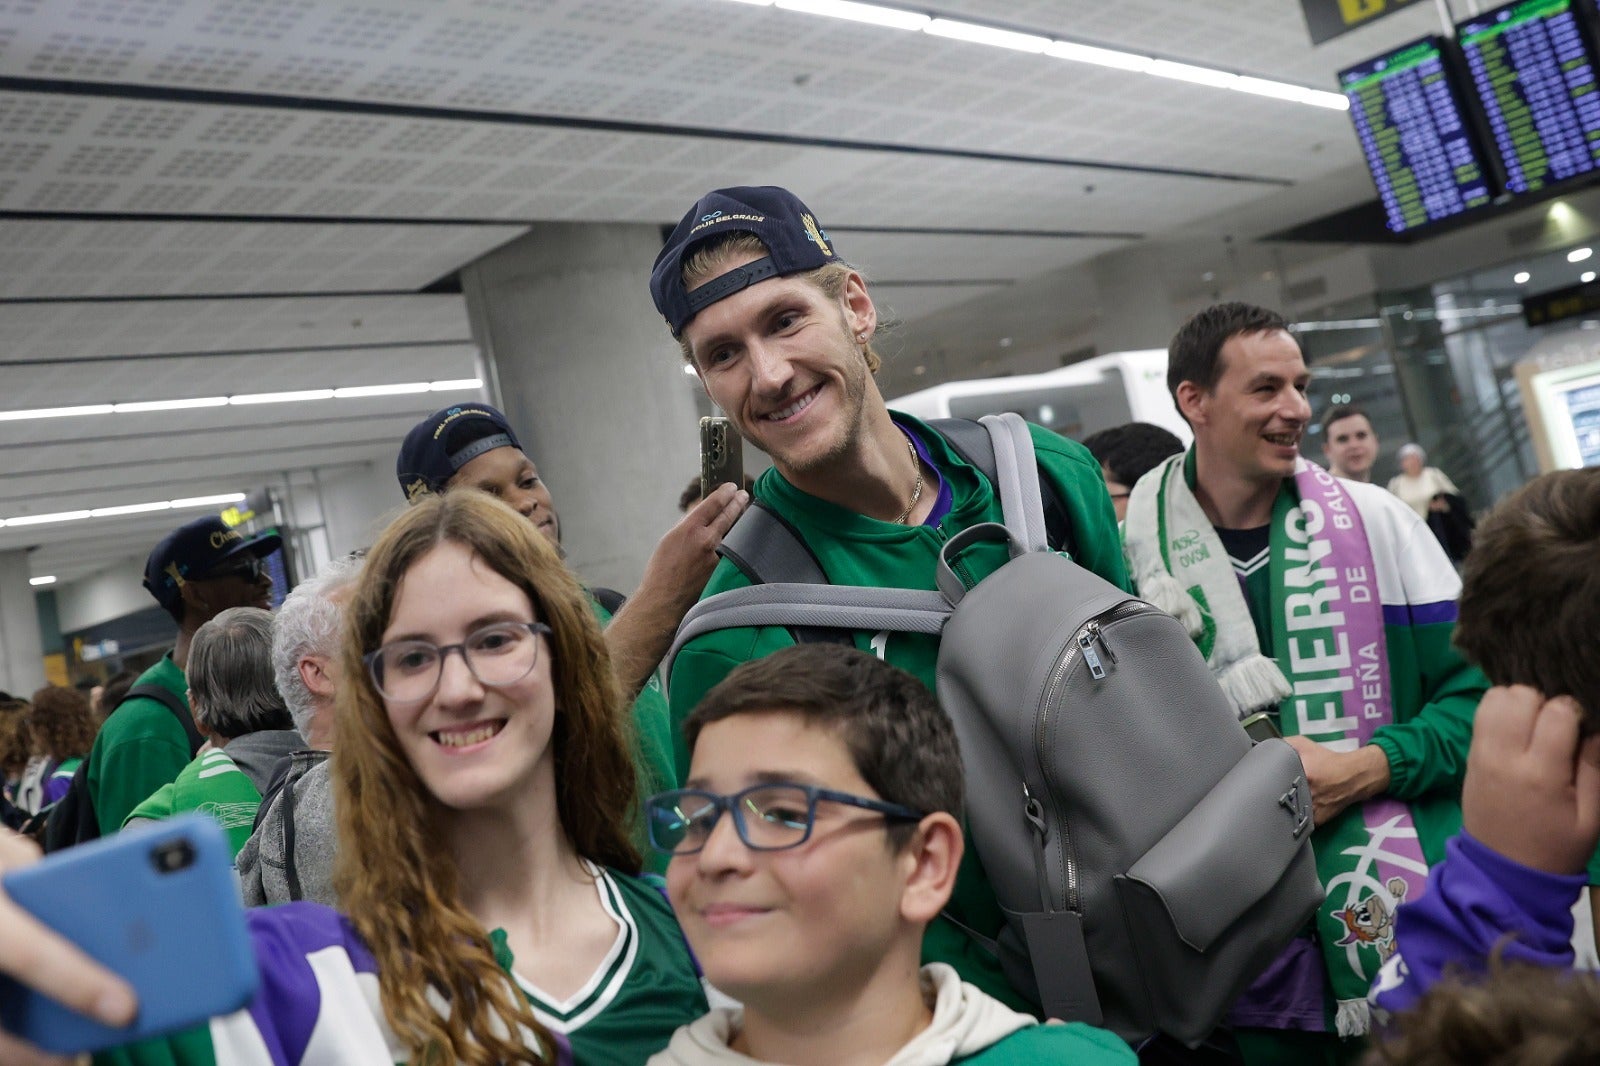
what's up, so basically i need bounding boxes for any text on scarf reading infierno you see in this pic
[1282,496,1381,746]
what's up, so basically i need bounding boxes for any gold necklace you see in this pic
[892,434,924,524]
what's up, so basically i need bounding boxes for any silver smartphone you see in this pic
[700,416,743,500]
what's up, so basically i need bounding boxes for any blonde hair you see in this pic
[677,232,883,373]
[332,490,640,1066]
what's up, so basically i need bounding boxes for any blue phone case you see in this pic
[0,814,259,1054]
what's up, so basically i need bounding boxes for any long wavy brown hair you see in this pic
[26,686,99,760]
[332,490,641,1065]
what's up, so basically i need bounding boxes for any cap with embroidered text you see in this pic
[650,186,843,336]
[143,515,280,613]
[396,403,524,503]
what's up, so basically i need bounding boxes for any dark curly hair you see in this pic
[0,696,31,779]
[1369,960,1600,1065]
[26,685,99,761]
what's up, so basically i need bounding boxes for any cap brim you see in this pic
[215,530,282,565]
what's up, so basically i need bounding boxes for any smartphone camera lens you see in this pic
[151,838,196,875]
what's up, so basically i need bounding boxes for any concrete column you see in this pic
[0,550,46,695]
[461,223,700,593]
[1091,245,1186,354]
[313,462,403,562]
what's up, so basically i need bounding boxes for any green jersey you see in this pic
[125,748,263,857]
[86,654,193,836]
[669,413,1129,1014]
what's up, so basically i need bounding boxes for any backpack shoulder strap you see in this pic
[929,416,1070,553]
[715,499,827,586]
[713,499,851,647]
[124,683,203,757]
[666,582,950,690]
[589,587,628,615]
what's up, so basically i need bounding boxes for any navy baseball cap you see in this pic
[650,186,843,336]
[396,403,524,503]
[143,515,281,613]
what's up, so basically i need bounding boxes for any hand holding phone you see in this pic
[0,827,137,1064]
[700,416,743,500]
[0,815,257,1054]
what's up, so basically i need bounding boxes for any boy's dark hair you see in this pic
[1081,422,1185,487]
[1319,403,1372,436]
[684,645,963,847]
[1455,469,1600,727]
[1167,302,1292,416]
[1370,961,1600,1065]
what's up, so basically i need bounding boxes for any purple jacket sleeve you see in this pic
[1370,832,1587,1017]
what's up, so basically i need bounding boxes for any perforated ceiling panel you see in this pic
[0,216,525,296]
[0,0,1456,584]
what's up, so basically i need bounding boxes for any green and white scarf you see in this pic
[1125,453,1429,1037]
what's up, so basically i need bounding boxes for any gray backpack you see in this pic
[667,413,1323,1047]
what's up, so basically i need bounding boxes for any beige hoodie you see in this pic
[647,963,1034,1066]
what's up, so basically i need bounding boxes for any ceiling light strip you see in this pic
[723,1,1346,110]
[1,493,246,530]
[0,379,482,424]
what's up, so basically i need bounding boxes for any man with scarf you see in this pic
[1121,302,1486,1065]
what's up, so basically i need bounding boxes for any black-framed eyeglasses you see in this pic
[364,621,552,704]
[644,782,925,856]
[198,555,265,582]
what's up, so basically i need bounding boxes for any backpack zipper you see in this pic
[1031,599,1149,914]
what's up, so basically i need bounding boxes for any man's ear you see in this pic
[179,579,209,617]
[1174,380,1209,428]
[297,656,335,700]
[898,812,964,925]
[841,270,877,342]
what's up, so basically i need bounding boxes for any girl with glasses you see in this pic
[80,490,708,1066]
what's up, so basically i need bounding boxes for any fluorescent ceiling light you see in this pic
[1232,76,1311,103]
[1514,271,1532,284]
[229,389,337,405]
[1584,271,1596,283]
[1148,59,1238,88]
[723,0,1342,110]
[0,379,481,424]
[29,575,55,586]
[0,404,113,422]
[6,510,93,527]
[0,492,245,530]
[1570,247,1593,263]
[775,0,927,29]
[1303,89,1351,111]
[332,383,432,399]
[1044,40,1151,72]
[90,501,173,518]
[926,18,1049,53]
[112,397,228,414]
[170,493,247,508]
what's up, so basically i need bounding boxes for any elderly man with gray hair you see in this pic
[123,607,302,857]
[237,554,362,906]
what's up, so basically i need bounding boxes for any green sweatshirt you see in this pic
[85,654,193,837]
[668,413,1129,1014]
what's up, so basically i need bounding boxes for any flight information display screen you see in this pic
[1458,0,1600,194]
[1340,38,1496,233]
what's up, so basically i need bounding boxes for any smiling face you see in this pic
[379,539,556,814]
[1322,412,1378,481]
[681,251,879,478]
[665,710,924,1011]
[1181,328,1311,489]
[449,446,560,546]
